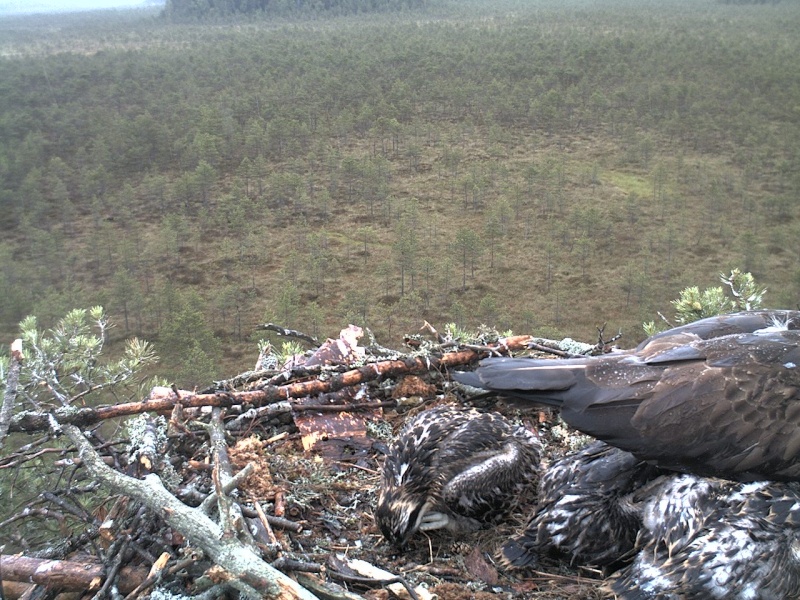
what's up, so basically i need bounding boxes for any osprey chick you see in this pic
[501,440,663,569]
[375,405,541,547]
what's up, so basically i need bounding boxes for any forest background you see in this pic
[1,0,798,387]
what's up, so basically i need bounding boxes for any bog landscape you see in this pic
[0,0,798,598]
[1,0,799,384]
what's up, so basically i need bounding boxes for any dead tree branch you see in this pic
[62,423,319,600]
[0,555,149,594]
[0,339,23,449]
[256,323,320,347]
[8,335,537,435]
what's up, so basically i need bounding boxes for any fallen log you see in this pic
[0,555,149,594]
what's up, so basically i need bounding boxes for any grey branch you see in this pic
[0,339,24,449]
[256,323,320,346]
[62,424,319,600]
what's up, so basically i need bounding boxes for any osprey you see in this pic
[610,474,800,599]
[500,440,663,569]
[454,310,800,482]
[375,405,541,547]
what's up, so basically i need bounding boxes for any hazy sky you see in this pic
[0,0,160,15]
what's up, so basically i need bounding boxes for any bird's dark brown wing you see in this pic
[570,330,800,480]
[455,312,800,481]
[635,309,800,351]
[616,331,800,480]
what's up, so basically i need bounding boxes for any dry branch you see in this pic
[0,339,23,448]
[62,423,319,600]
[8,335,536,434]
[256,323,320,346]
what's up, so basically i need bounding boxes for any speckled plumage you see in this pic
[375,405,541,547]
[610,475,800,599]
[455,310,800,482]
[500,440,663,569]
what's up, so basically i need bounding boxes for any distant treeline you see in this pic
[163,0,430,18]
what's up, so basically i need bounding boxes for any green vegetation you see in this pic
[0,0,799,384]
[643,269,767,335]
[163,0,430,19]
[1,307,157,408]
[0,307,157,541]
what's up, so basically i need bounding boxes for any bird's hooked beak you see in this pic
[377,496,433,548]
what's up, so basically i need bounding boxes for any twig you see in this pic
[420,321,446,344]
[199,461,255,515]
[264,514,303,533]
[527,569,603,583]
[326,570,419,600]
[92,537,130,600]
[42,491,95,524]
[207,369,280,392]
[1,445,78,469]
[253,500,280,548]
[593,323,623,354]
[362,328,402,358]
[0,507,68,530]
[0,340,23,449]
[121,552,181,600]
[270,557,322,573]
[526,342,583,358]
[462,343,508,357]
[273,491,286,518]
[294,573,365,600]
[332,461,378,475]
[225,402,293,431]
[292,400,397,413]
[656,311,674,327]
[256,323,319,347]
[261,364,331,388]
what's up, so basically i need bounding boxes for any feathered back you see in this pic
[376,405,541,546]
[501,441,662,569]
[611,476,800,599]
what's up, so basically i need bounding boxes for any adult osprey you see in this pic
[375,405,541,547]
[454,310,800,481]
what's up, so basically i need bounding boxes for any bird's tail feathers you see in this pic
[498,536,540,569]
[453,363,572,409]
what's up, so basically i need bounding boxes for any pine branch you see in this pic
[62,424,319,600]
[0,339,23,449]
[8,335,537,434]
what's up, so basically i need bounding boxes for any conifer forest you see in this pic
[1,1,800,599]
[0,0,797,383]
